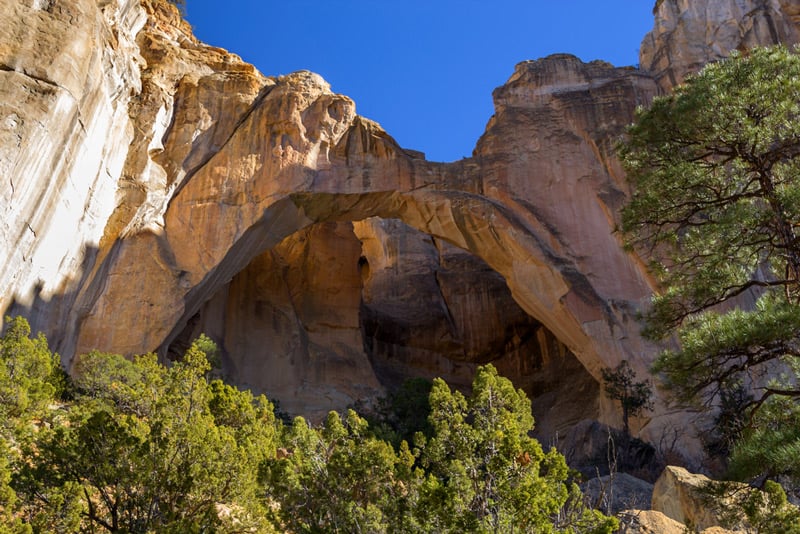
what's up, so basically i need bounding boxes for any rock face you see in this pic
[652,466,725,530]
[616,510,690,534]
[641,0,800,90]
[0,0,147,333]
[1,0,799,449]
[649,465,800,532]
[582,473,655,514]
[616,509,738,534]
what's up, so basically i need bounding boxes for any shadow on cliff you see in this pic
[2,244,100,366]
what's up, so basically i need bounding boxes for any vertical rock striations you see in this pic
[0,0,147,331]
[641,0,800,91]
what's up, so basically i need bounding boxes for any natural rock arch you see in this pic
[164,215,602,435]
[63,68,659,431]
[3,0,800,462]
[77,188,615,375]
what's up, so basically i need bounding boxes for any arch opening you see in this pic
[76,188,626,434]
[166,216,600,438]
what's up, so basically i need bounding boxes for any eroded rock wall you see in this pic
[172,221,381,420]
[641,0,800,90]
[2,0,799,451]
[1,0,146,332]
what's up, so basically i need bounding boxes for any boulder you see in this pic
[616,509,738,534]
[582,473,654,514]
[560,420,659,482]
[651,466,758,532]
[652,466,720,529]
[616,510,688,534]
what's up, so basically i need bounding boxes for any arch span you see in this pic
[70,69,658,430]
[77,188,634,386]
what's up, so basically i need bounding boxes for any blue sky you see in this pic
[186,2,655,162]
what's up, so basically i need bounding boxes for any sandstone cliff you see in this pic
[1,0,798,451]
[641,0,800,90]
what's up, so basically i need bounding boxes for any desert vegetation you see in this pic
[0,317,616,533]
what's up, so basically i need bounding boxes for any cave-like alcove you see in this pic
[168,217,599,440]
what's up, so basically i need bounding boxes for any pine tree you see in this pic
[15,339,278,532]
[418,365,617,533]
[619,45,800,482]
[601,361,653,435]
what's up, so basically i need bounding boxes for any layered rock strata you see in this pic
[1,0,798,448]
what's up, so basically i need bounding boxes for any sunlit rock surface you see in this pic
[651,466,756,532]
[616,509,727,534]
[1,0,798,452]
[641,0,800,90]
[0,0,147,334]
